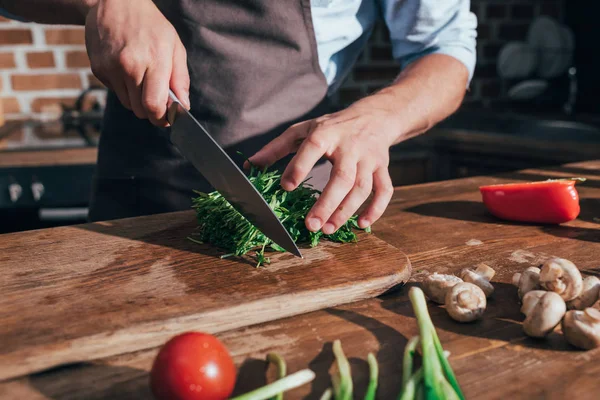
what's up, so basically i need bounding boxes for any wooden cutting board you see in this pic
[0,210,410,381]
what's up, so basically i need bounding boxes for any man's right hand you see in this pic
[85,0,190,127]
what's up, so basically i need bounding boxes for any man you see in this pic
[1,0,476,235]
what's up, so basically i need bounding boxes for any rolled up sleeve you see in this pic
[380,0,478,84]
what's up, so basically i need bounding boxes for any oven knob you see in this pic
[8,183,22,203]
[31,182,45,202]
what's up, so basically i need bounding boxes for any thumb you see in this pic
[170,41,190,109]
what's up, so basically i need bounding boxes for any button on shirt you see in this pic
[0,0,477,92]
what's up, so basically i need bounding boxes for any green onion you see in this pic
[402,336,420,390]
[331,340,353,400]
[364,353,378,400]
[320,389,333,400]
[230,369,315,400]
[191,166,368,266]
[266,353,287,400]
[399,368,423,400]
[408,287,465,400]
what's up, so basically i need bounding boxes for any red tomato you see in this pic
[150,332,237,400]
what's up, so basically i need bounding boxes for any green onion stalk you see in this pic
[230,369,315,400]
[266,353,287,400]
[407,287,465,400]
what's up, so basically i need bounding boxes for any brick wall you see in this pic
[0,0,565,120]
[0,17,98,121]
[333,0,566,109]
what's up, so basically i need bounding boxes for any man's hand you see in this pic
[85,0,189,126]
[247,93,397,235]
[248,54,469,234]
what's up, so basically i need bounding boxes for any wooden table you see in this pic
[2,160,600,400]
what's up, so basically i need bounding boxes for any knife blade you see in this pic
[167,90,302,258]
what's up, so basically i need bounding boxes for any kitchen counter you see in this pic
[2,160,600,399]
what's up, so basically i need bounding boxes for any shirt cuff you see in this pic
[399,45,477,88]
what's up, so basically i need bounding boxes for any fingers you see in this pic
[107,77,133,111]
[359,167,394,228]
[322,161,374,234]
[306,159,357,232]
[246,120,312,170]
[281,126,331,191]
[170,41,190,109]
[141,54,172,127]
[125,72,147,120]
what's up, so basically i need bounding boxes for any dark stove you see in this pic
[0,89,105,233]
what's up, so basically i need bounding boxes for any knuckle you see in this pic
[118,51,143,76]
[332,168,356,186]
[143,98,163,115]
[355,177,372,195]
[380,183,394,197]
[306,132,328,151]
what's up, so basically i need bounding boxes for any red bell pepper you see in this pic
[479,178,585,224]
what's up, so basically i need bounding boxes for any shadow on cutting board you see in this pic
[28,362,151,400]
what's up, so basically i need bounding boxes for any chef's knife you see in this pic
[167,90,302,258]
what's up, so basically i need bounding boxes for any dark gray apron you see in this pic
[88,0,332,222]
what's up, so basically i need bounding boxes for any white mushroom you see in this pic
[521,290,566,338]
[539,257,583,301]
[567,276,600,310]
[562,308,600,350]
[422,273,463,304]
[445,282,486,322]
[461,264,496,298]
[512,267,541,300]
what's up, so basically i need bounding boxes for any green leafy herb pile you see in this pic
[190,165,370,266]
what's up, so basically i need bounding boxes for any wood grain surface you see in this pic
[0,215,410,381]
[0,147,98,167]
[2,160,600,399]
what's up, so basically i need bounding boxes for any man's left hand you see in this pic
[246,93,398,235]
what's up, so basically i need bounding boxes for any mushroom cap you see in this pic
[422,273,463,304]
[562,308,600,350]
[445,282,486,322]
[567,276,600,310]
[520,290,546,316]
[461,268,494,298]
[516,267,541,300]
[522,291,566,338]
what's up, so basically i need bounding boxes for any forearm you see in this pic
[376,54,469,145]
[0,0,97,25]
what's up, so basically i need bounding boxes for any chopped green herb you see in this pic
[191,166,369,266]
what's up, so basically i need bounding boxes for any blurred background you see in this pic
[1,0,599,233]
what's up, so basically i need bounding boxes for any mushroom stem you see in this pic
[539,257,583,301]
[461,266,495,298]
[514,267,542,300]
[474,263,496,281]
